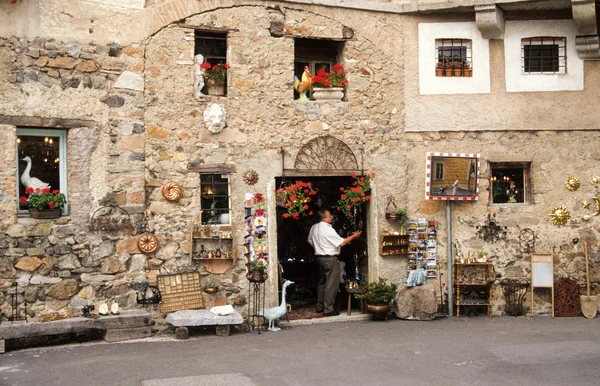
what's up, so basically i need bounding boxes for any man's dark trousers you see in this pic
[316,255,340,314]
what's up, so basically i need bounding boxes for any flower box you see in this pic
[206,82,225,96]
[30,209,62,219]
[311,87,345,101]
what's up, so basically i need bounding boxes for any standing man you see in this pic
[308,209,362,316]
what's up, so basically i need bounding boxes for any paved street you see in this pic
[1,316,600,386]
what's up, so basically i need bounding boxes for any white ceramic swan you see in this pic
[21,156,50,190]
[259,280,294,331]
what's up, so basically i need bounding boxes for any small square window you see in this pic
[435,39,472,77]
[489,163,531,204]
[200,173,231,225]
[521,37,566,74]
[434,162,444,181]
[17,128,68,215]
[294,38,343,100]
[195,31,228,96]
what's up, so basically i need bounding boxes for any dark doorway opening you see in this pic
[275,176,369,319]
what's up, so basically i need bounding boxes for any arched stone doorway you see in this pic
[275,135,369,321]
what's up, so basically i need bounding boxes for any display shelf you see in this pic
[192,237,233,240]
[454,262,494,317]
[407,219,438,279]
[196,258,233,261]
[380,234,409,256]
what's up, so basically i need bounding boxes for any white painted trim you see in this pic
[505,20,584,92]
[418,22,491,95]
[16,128,68,216]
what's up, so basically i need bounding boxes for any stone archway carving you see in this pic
[294,135,358,170]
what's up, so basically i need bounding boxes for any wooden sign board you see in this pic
[157,272,204,313]
[531,254,554,317]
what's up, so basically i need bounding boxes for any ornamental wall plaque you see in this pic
[242,169,259,185]
[564,176,581,191]
[138,232,159,254]
[162,181,183,201]
[549,205,571,226]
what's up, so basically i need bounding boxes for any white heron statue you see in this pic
[21,156,50,190]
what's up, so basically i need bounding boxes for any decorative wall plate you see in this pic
[162,181,183,201]
[243,170,259,185]
[549,205,571,226]
[138,232,159,253]
[564,176,581,191]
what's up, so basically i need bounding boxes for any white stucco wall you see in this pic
[504,20,584,92]
[418,22,491,95]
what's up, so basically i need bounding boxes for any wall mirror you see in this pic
[425,152,480,200]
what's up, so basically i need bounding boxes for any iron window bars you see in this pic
[521,37,566,74]
[435,39,472,77]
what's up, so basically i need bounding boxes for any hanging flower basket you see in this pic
[30,209,62,219]
[247,270,268,283]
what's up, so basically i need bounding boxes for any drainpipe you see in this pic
[446,201,453,316]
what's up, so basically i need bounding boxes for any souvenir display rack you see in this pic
[407,219,438,279]
[379,234,409,256]
[454,262,494,317]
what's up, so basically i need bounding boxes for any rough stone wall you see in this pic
[0,0,599,321]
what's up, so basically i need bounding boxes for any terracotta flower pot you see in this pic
[435,69,444,77]
[463,69,472,77]
[444,69,453,77]
[30,209,62,219]
[453,69,463,77]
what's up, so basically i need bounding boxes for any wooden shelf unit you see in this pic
[380,234,409,256]
[454,262,494,317]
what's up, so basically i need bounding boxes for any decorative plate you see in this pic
[162,181,183,201]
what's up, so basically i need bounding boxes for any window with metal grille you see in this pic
[195,31,228,96]
[435,39,472,77]
[200,173,231,225]
[434,162,444,181]
[521,37,566,74]
[489,163,532,204]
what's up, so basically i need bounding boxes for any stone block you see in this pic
[165,310,243,327]
[46,280,79,300]
[47,57,77,69]
[114,71,144,91]
[393,284,438,321]
[15,257,43,272]
[103,326,151,343]
[175,326,188,340]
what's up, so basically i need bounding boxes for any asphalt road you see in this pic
[1,316,600,386]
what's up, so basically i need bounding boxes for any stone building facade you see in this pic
[0,0,599,323]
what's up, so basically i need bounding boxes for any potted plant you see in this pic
[385,208,409,227]
[452,61,463,77]
[246,253,269,282]
[435,61,445,77]
[463,60,472,77]
[444,61,453,77]
[276,180,318,220]
[200,62,230,96]
[311,64,348,101]
[355,278,398,319]
[20,187,67,219]
[203,280,220,295]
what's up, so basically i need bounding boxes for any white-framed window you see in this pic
[434,162,444,181]
[16,128,68,215]
[435,39,472,77]
[418,22,490,95]
[521,37,566,74]
[200,173,231,225]
[505,20,583,92]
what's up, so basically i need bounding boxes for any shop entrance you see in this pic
[275,176,369,319]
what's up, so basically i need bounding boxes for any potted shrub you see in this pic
[435,61,445,77]
[385,208,409,227]
[200,62,230,96]
[355,278,398,319]
[444,61,453,77]
[311,64,348,101]
[246,253,269,282]
[463,60,472,77]
[452,61,463,77]
[20,187,67,219]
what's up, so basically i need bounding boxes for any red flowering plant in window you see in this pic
[311,64,348,88]
[337,173,373,218]
[20,188,67,211]
[200,62,230,85]
[276,181,318,220]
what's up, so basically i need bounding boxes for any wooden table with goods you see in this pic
[454,262,494,317]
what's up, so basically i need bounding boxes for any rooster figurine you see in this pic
[259,280,294,331]
[293,66,312,101]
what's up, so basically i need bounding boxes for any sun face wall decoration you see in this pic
[564,176,581,192]
[549,205,571,226]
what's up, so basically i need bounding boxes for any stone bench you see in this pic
[0,309,153,353]
[165,309,244,338]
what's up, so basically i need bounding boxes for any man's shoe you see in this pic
[323,311,340,317]
[315,307,324,313]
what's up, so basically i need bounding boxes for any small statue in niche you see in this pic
[194,54,206,98]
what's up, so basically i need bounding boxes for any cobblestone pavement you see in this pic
[1,316,600,386]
